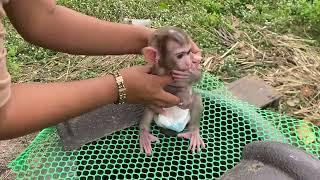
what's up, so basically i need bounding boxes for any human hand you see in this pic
[119,65,180,108]
[172,66,201,85]
[190,39,202,70]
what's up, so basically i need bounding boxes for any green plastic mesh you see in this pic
[8,73,320,179]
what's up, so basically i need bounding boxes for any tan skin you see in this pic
[0,0,202,140]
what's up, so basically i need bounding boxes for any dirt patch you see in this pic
[0,133,37,179]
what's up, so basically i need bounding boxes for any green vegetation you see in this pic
[2,0,320,80]
[3,0,319,123]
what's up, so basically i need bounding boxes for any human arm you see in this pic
[3,0,152,55]
[0,65,180,140]
[3,0,203,57]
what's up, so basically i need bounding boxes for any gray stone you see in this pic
[56,103,145,150]
[220,141,320,180]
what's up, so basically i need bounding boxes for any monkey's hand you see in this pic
[177,128,205,153]
[139,129,160,156]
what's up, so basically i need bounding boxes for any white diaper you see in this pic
[154,106,190,132]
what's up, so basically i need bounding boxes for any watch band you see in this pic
[112,70,127,104]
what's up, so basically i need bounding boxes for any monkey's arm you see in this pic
[178,93,205,153]
[187,94,203,131]
[3,0,151,55]
[139,108,159,156]
[139,108,155,131]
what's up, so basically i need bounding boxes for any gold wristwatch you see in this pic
[112,70,127,104]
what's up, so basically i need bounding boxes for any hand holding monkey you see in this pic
[172,65,202,85]
[119,65,180,108]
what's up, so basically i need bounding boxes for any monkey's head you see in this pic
[142,26,193,72]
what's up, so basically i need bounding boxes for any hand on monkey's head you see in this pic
[119,65,180,107]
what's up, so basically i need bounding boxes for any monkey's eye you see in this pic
[177,54,184,59]
[187,49,191,54]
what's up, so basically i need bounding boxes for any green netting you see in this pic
[8,73,320,179]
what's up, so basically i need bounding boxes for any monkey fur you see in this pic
[139,26,205,156]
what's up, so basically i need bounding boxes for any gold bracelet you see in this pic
[112,70,127,104]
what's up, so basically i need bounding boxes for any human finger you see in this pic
[137,64,153,73]
[190,39,202,54]
[152,101,165,109]
[149,105,165,114]
[172,74,189,80]
[156,75,174,87]
[172,70,190,76]
[157,90,180,107]
[192,54,202,63]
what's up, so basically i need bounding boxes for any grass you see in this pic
[2,0,320,123]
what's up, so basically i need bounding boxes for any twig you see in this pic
[203,56,214,67]
[220,42,239,59]
[64,59,71,81]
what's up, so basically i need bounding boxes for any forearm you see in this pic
[4,0,152,55]
[0,75,118,140]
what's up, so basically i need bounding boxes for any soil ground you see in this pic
[0,133,37,180]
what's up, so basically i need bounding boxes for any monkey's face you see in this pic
[166,40,193,71]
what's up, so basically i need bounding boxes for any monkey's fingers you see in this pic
[143,141,152,156]
[146,135,159,156]
[200,138,206,149]
[197,137,205,153]
[189,134,196,153]
[139,137,147,153]
[149,134,160,143]
[145,142,152,156]
[196,136,202,153]
[177,132,192,139]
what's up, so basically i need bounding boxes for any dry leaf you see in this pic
[287,98,299,107]
[304,115,320,126]
[287,100,295,107]
[300,84,316,98]
[297,122,316,145]
[231,15,240,28]
[233,31,241,40]
[246,4,255,11]
[237,41,246,50]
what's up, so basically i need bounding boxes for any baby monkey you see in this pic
[139,26,205,156]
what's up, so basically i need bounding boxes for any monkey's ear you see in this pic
[142,47,159,64]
